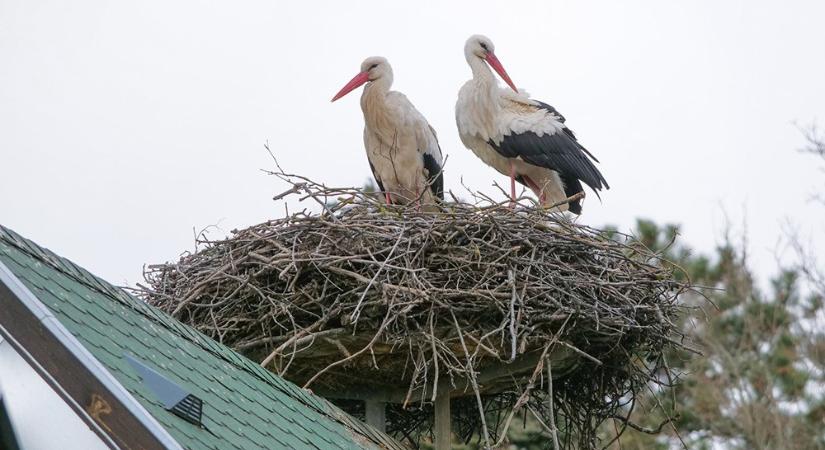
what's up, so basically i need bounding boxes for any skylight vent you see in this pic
[124,354,203,427]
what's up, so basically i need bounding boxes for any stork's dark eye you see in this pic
[369,64,378,70]
[480,42,488,51]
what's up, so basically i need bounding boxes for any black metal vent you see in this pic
[124,354,203,427]
[170,394,203,426]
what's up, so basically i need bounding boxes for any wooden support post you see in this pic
[434,393,451,450]
[365,400,386,433]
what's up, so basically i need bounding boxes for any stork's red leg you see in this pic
[523,176,545,206]
[509,162,517,209]
[385,192,392,205]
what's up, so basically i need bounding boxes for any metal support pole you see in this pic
[365,400,386,433]
[434,393,451,450]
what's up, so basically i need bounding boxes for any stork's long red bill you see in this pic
[331,72,370,102]
[485,52,518,92]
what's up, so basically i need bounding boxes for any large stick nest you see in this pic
[141,172,690,449]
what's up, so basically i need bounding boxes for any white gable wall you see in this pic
[0,336,109,450]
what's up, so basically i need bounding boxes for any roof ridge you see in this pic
[0,224,392,447]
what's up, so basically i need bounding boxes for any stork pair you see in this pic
[331,35,609,214]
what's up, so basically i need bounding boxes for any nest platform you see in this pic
[141,175,689,448]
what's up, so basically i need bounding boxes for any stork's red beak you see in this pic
[331,72,370,102]
[485,52,518,92]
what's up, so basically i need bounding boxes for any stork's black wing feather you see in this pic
[488,131,608,192]
[422,152,444,201]
[488,101,609,194]
[534,100,608,165]
[422,124,444,201]
[534,100,582,143]
[368,160,386,194]
[533,100,567,123]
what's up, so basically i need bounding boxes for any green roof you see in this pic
[0,224,401,450]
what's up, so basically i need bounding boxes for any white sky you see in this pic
[1,0,824,288]
[0,338,109,450]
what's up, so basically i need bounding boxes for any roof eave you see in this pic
[0,260,182,450]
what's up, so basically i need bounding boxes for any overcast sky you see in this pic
[2,0,824,288]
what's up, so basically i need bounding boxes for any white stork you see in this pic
[455,35,608,214]
[332,56,444,208]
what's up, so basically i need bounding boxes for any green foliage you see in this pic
[504,213,824,449]
[594,219,825,450]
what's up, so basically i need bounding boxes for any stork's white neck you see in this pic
[456,56,501,141]
[360,76,396,141]
[468,54,495,83]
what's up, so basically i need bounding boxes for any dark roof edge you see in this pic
[0,260,182,450]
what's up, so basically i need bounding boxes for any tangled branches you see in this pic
[141,172,690,449]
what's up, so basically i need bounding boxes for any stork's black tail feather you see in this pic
[562,176,584,215]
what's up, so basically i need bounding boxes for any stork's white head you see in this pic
[360,56,391,81]
[464,35,518,92]
[331,56,392,102]
[465,34,495,59]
